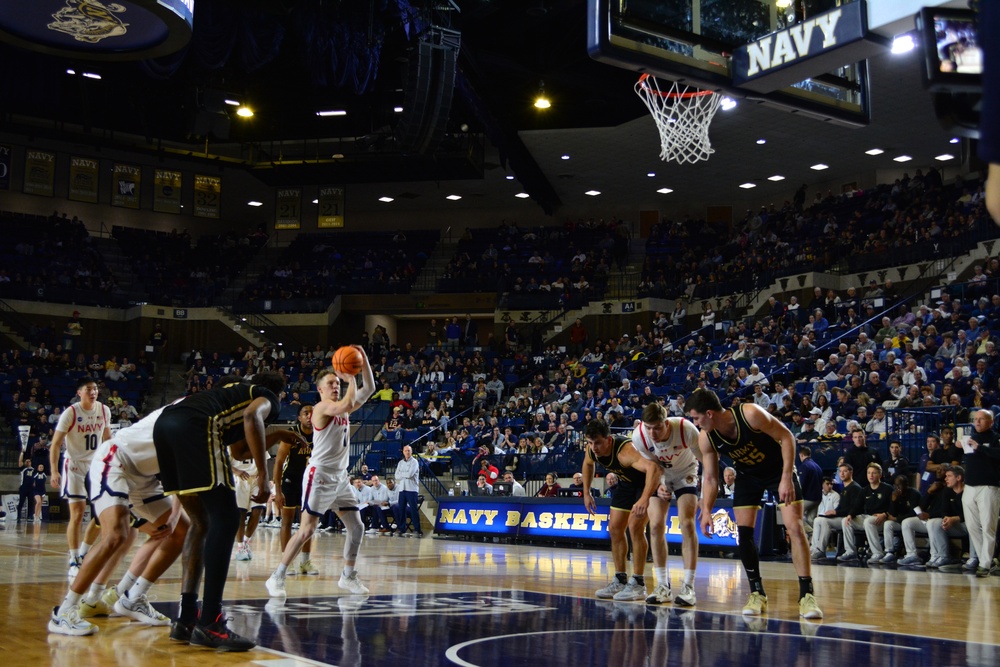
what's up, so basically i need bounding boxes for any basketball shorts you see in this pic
[236,475,265,511]
[281,476,304,508]
[609,479,645,512]
[153,408,234,494]
[88,442,171,524]
[733,467,803,510]
[660,460,700,498]
[301,464,358,517]
[61,457,92,501]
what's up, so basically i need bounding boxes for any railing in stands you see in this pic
[218,306,311,353]
[0,298,35,348]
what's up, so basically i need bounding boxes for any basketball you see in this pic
[332,346,363,375]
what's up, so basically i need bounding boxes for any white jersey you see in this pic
[631,417,700,472]
[109,406,165,477]
[231,458,258,477]
[55,401,112,464]
[310,409,351,470]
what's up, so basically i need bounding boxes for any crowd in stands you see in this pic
[640,170,992,301]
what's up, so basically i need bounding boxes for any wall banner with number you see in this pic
[153,169,182,214]
[194,174,221,219]
[317,186,345,228]
[69,156,100,203]
[24,149,55,197]
[0,144,11,191]
[111,163,141,209]
[275,187,302,229]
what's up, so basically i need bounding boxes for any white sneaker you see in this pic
[235,543,250,562]
[49,605,98,636]
[299,560,319,576]
[596,578,626,599]
[338,571,370,596]
[612,576,647,602]
[243,543,253,560]
[114,593,170,626]
[266,574,287,597]
[674,584,697,607]
[67,560,80,583]
[645,582,673,604]
[79,587,117,618]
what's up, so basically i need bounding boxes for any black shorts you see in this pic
[609,479,645,512]
[281,478,303,508]
[732,468,803,509]
[153,410,233,495]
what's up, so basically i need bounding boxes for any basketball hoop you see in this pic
[634,73,722,165]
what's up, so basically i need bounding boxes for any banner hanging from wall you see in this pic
[275,187,302,229]
[153,169,182,214]
[0,144,10,191]
[68,156,99,203]
[193,174,221,219]
[23,149,55,196]
[111,163,141,209]
[317,186,345,228]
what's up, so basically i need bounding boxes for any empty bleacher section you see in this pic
[236,230,439,312]
[112,226,268,307]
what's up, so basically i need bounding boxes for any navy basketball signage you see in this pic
[153,169,182,214]
[193,174,221,219]
[112,163,141,209]
[23,150,55,196]
[732,1,887,93]
[275,188,302,230]
[0,144,10,191]
[69,156,99,203]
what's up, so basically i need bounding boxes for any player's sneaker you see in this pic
[338,571,370,595]
[836,551,858,563]
[79,588,116,618]
[612,576,647,602]
[299,560,319,576]
[645,582,673,604]
[799,593,823,620]
[265,574,287,597]
[48,605,98,636]
[898,555,924,567]
[880,553,897,564]
[810,549,826,561]
[596,578,626,599]
[67,559,81,582]
[962,557,980,571]
[114,593,170,626]
[742,592,768,616]
[235,543,250,562]
[169,619,194,642]
[190,614,255,651]
[674,584,697,607]
[243,542,252,560]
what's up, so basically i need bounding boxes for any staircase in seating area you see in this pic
[411,232,460,295]
[92,236,146,303]
[219,244,278,304]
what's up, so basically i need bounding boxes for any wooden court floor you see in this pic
[2,519,999,666]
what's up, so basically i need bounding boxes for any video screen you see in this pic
[934,16,982,75]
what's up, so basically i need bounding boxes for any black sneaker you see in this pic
[169,619,194,642]
[190,615,256,651]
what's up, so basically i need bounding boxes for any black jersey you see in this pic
[282,421,313,485]
[706,404,786,477]
[587,434,640,485]
[164,382,281,447]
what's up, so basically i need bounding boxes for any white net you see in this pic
[634,74,722,165]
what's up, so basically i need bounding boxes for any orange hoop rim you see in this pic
[636,73,715,99]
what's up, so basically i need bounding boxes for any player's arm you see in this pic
[618,445,658,519]
[699,430,719,536]
[243,396,275,503]
[744,403,798,505]
[581,451,597,515]
[101,404,113,442]
[49,429,66,489]
[314,371,358,419]
[681,418,703,461]
[348,346,376,410]
[270,440,292,508]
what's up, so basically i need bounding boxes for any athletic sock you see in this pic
[69,549,80,563]
[117,571,138,597]
[300,553,312,566]
[60,590,83,615]
[654,566,669,586]
[129,577,153,599]
[798,576,814,600]
[615,572,628,584]
[85,582,105,604]
[275,563,288,578]
[80,541,93,559]
[178,593,199,625]
[343,566,356,578]
[683,569,695,587]
[633,574,644,585]
[737,526,765,596]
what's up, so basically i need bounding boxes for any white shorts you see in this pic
[661,461,700,497]
[88,443,172,524]
[236,476,265,511]
[62,457,92,501]
[301,464,358,517]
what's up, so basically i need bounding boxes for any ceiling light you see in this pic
[312,199,318,204]
[332,153,344,159]
[656,188,673,194]
[66,68,75,75]
[585,190,601,196]
[224,99,240,106]
[247,201,263,207]
[767,175,785,181]
[378,196,394,203]
[316,110,347,117]
[739,182,756,189]
[561,154,570,160]
[446,195,462,201]
[505,175,515,180]
[775,0,792,8]
[935,154,955,161]
[82,72,101,80]
[533,80,551,109]
[393,106,404,113]
[950,137,960,144]
[756,138,766,145]
[865,148,884,155]
[236,106,253,118]
[515,192,530,199]
[893,155,912,162]
[891,34,916,54]
[647,172,656,177]
[720,97,737,111]
[810,163,829,170]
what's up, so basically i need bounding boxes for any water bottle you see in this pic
[448,488,455,496]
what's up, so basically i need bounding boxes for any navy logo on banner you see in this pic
[48,1,129,44]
